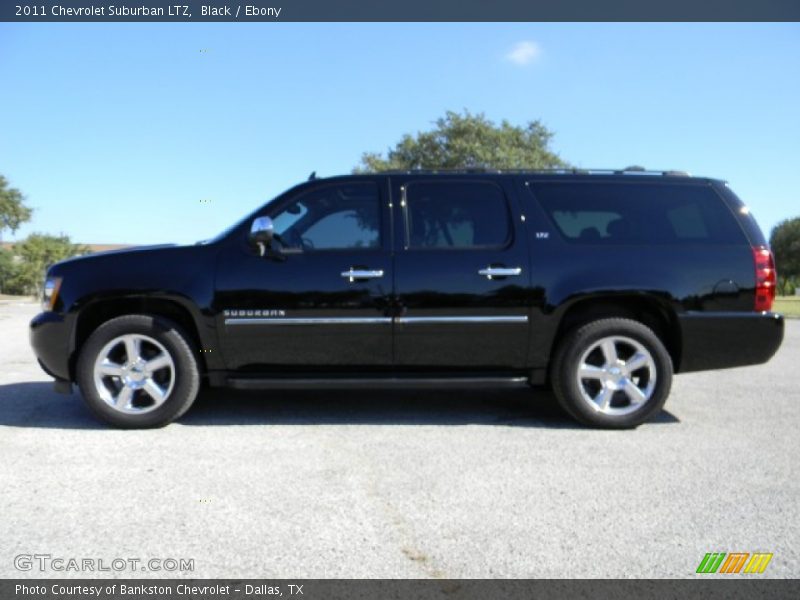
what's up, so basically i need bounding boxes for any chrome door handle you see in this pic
[341,268,384,282]
[478,266,522,280]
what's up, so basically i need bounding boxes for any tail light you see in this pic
[753,246,777,312]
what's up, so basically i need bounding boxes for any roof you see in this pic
[312,168,725,188]
[375,167,693,177]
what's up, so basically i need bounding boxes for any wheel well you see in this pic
[70,298,206,380]
[553,296,681,371]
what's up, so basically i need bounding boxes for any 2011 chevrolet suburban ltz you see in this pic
[29,169,784,429]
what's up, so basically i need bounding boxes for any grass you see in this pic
[774,296,800,318]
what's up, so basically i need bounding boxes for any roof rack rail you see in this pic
[377,167,691,177]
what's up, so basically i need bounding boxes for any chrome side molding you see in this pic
[224,315,528,326]
[225,317,392,325]
[396,316,528,324]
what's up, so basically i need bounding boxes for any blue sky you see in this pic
[1,23,798,245]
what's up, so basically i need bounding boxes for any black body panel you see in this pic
[30,312,71,380]
[677,312,784,372]
[28,171,784,391]
[213,176,393,369]
[30,243,223,382]
[390,175,531,369]
[213,247,394,369]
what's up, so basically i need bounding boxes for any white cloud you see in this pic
[505,41,541,66]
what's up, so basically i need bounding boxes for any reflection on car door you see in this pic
[214,178,393,370]
[392,177,531,369]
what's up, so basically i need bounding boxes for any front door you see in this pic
[392,177,531,369]
[215,178,393,370]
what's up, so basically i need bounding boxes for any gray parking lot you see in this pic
[0,301,797,578]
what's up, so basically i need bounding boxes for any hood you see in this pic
[49,243,181,270]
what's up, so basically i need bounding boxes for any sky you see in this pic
[0,23,798,245]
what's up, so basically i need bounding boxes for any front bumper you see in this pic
[677,311,784,373]
[29,311,73,382]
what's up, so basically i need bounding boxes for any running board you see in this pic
[226,376,530,391]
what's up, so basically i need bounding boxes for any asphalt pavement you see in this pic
[1,301,797,578]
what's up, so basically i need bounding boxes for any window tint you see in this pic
[666,203,709,239]
[303,210,377,249]
[271,182,380,251]
[405,181,510,249]
[550,210,622,241]
[529,182,745,245]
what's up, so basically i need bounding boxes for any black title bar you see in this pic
[3,579,800,600]
[3,0,800,22]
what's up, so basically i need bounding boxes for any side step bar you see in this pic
[226,376,531,391]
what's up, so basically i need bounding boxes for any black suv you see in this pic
[30,169,784,428]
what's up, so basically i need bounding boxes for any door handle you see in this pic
[341,268,384,282]
[478,266,522,280]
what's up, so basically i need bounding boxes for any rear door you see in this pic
[391,177,531,369]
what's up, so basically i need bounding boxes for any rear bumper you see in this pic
[29,311,72,381]
[677,311,784,373]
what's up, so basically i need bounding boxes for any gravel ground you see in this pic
[0,301,797,578]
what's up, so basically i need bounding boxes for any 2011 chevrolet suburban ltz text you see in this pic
[29,169,785,429]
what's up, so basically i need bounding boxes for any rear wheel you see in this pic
[550,318,673,428]
[76,314,200,428]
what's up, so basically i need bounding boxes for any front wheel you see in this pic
[76,314,200,428]
[550,318,673,429]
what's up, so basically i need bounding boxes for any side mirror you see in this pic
[249,216,274,256]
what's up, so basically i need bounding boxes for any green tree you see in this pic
[355,109,568,172]
[6,234,88,296]
[0,175,33,242]
[0,247,20,294]
[770,217,800,295]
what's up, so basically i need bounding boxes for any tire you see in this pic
[550,318,673,429]
[76,314,200,428]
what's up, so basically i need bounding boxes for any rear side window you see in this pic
[528,181,746,245]
[404,181,511,249]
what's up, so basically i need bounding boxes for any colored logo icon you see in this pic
[696,552,773,574]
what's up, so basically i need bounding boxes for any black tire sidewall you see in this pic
[552,318,673,429]
[76,314,200,428]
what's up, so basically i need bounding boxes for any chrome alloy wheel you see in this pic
[576,335,657,416]
[92,334,175,414]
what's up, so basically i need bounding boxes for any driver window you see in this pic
[270,182,380,251]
